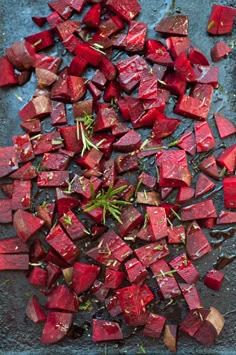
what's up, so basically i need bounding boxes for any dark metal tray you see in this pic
[0,0,236,353]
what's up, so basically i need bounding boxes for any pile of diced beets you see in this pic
[0,0,235,351]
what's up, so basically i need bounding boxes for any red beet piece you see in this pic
[30,239,45,263]
[138,69,158,100]
[99,56,117,81]
[125,258,148,284]
[73,42,103,67]
[1,184,14,198]
[46,225,79,264]
[125,21,147,52]
[116,153,139,173]
[46,285,78,312]
[92,319,123,342]
[179,283,202,310]
[188,46,210,66]
[0,237,29,254]
[166,36,190,58]
[118,205,144,237]
[211,41,232,62]
[104,81,122,103]
[36,202,55,229]
[194,65,219,88]
[50,102,67,126]
[37,171,69,187]
[41,312,73,344]
[60,210,86,240]
[91,280,109,302]
[83,4,101,28]
[13,209,44,242]
[48,0,73,19]
[104,269,126,289]
[204,269,224,291]
[17,70,32,86]
[0,200,12,224]
[151,259,181,299]
[32,132,64,155]
[66,0,85,13]
[59,125,82,153]
[214,113,235,138]
[45,248,69,268]
[138,172,157,190]
[168,225,185,244]
[135,239,169,267]
[102,160,116,188]
[87,82,101,100]
[116,285,147,326]
[146,206,168,241]
[0,254,29,270]
[217,145,236,174]
[76,148,103,169]
[12,180,31,210]
[26,295,46,323]
[186,221,212,260]
[99,16,125,37]
[143,313,166,339]
[72,175,101,199]
[180,308,211,337]
[21,119,41,134]
[19,96,52,121]
[155,15,189,36]
[164,70,187,96]
[92,70,107,90]
[174,53,197,82]
[28,267,48,287]
[118,96,143,121]
[146,39,173,66]
[195,173,215,198]
[117,55,148,93]
[113,130,141,152]
[181,199,217,221]
[56,20,80,42]
[0,56,18,87]
[113,178,135,202]
[72,262,100,294]
[106,0,141,22]
[0,146,18,178]
[46,262,61,289]
[152,111,180,139]
[25,29,54,52]
[12,134,34,163]
[169,253,200,284]
[33,54,62,73]
[105,295,122,317]
[10,162,37,180]
[94,105,117,132]
[69,56,87,76]
[140,284,154,305]
[217,210,236,224]
[42,152,70,171]
[194,121,216,152]
[207,4,236,35]
[175,94,210,120]
[159,159,192,188]
[6,40,35,71]
[161,187,173,200]
[176,187,195,204]
[199,156,220,180]
[223,176,236,209]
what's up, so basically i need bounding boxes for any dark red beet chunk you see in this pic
[37,171,69,187]
[177,130,196,156]
[0,254,29,270]
[106,0,141,22]
[143,313,166,339]
[217,145,236,174]
[125,21,147,52]
[26,295,46,323]
[117,205,144,237]
[169,253,200,284]
[125,258,148,284]
[207,4,236,35]
[155,15,189,36]
[46,285,79,312]
[175,94,210,121]
[91,280,109,302]
[10,162,37,180]
[36,202,55,229]
[199,156,220,180]
[181,200,217,221]
[214,113,235,138]
[104,269,126,289]
[166,36,190,58]
[217,210,236,224]
[204,269,224,291]
[0,146,18,178]
[32,132,64,155]
[146,206,168,241]
[72,262,100,294]
[12,180,31,210]
[0,237,29,254]
[60,210,86,240]
[0,200,12,224]
[113,130,141,152]
[223,177,236,209]
[195,173,215,198]
[92,319,123,342]
[176,187,195,204]
[105,295,122,317]
[135,239,169,267]
[168,225,185,244]
[211,41,232,62]
[179,283,202,310]
[0,56,18,87]
[146,39,173,66]
[28,266,48,287]
[13,209,44,242]
[41,312,73,344]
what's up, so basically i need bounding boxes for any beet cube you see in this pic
[135,239,169,267]
[125,258,148,284]
[92,319,123,342]
[12,180,31,210]
[48,0,73,20]
[214,113,235,138]
[0,200,12,224]
[113,130,141,152]
[179,283,202,310]
[28,266,48,287]
[0,254,29,270]
[10,162,37,180]
[169,253,200,284]
[19,96,52,121]
[195,173,215,198]
[105,295,122,317]
[46,285,79,312]
[204,269,224,291]
[72,262,100,294]
[0,146,18,178]
[106,0,141,22]
[13,209,44,242]
[32,132,64,155]
[125,21,147,52]
[155,15,189,36]
[41,312,73,344]
[104,269,126,289]
[175,94,210,121]
[143,313,166,339]
[26,295,46,323]
[60,210,86,240]
[91,280,109,302]
[0,56,18,87]
[37,171,69,187]
[181,200,217,221]
[199,156,220,180]
[118,205,144,237]
[146,206,168,241]
[211,41,232,62]
[223,177,236,209]
[0,237,29,254]
[207,4,236,35]
[217,145,236,174]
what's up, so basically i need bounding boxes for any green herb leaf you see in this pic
[207,20,215,30]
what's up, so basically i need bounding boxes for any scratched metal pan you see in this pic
[0,0,236,354]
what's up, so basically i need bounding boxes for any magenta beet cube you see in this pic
[146,39,173,66]
[0,254,29,270]
[36,202,55,229]
[195,173,215,198]
[116,153,139,173]
[151,259,181,300]
[174,52,197,82]
[176,130,196,156]
[46,262,62,289]
[180,308,211,337]
[207,4,236,35]
[223,176,236,209]
[155,15,189,36]
[91,280,109,302]
[211,41,232,62]
[168,225,185,244]
[72,175,101,199]
[125,21,147,52]
[169,253,200,284]
[10,162,37,180]
[26,295,46,323]
[194,121,216,153]
[105,295,122,317]
[0,237,29,254]
[140,284,154,305]
[174,94,210,121]
[12,134,35,163]
[106,0,141,22]
[214,113,235,139]
[104,269,126,289]
[217,145,236,174]
[0,56,18,87]
[0,200,12,224]
[41,312,73,344]
[42,152,70,171]
[37,171,69,187]
[125,258,148,284]
[143,313,166,338]
[146,206,168,241]
[113,130,142,152]
[0,146,18,178]
[21,119,41,134]
[181,199,217,221]
[30,240,45,263]
[92,319,123,342]
[45,224,79,264]
[28,267,48,287]
[46,285,79,312]
[186,221,212,260]
[59,210,86,240]
[135,239,169,267]
[12,180,31,210]
[72,262,100,295]
[32,132,64,155]
[48,0,73,19]
[56,188,80,217]
[116,285,147,326]
[19,96,52,121]
[166,36,190,58]
[204,269,224,291]
[118,205,144,237]
[179,283,202,310]
[199,156,220,180]
[13,209,44,242]
[217,210,236,224]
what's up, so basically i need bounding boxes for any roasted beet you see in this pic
[13,209,44,242]
[72,262,100,294]
[155,15,189,36]
[41,312,73,344]
[204,269,224,291]
[92,319,123,342]
[26,295,46,323]
[207,4,236,35]
[46,285,79,312]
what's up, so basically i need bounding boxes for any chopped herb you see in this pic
[153,269,177,278]
[79,300,93,311]
[171,208,181,221]
[63,214,72,226]
[0,279,10,288]
[52,139,63,145]
[135,178,143,196]
[207,20,215,30]
[168,139,181,148]
[138,344,146,354]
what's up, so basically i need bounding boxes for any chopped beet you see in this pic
[72,262,100,294]
[42,152,70,171]
[106,0,141,22]
[223,176,236,209]
[104,269,126,289]
[195,173,215,198]
[37,171,69,187]
[0,254,29,270]
[0,56,18,87]
[163,70,187,96]
[36,202,55,229]
[188,46,210,66]
[138,172,157,190]
[180,308,211,337]
[36,68,58,88]
[151,259,181,299]
[20,119,41,134]
[174,53,197,82]
[155,15,189,36]
[0,237,29,254]
[10,162,37,180]
[26,295,46,323]
[211,41,232,62]
[199,156,220,180]
[125,21,147,52]
[48,0,73,20]
[135,239,169,267]
[169,253,200,284]
[166,36,190,58]
[28,266,48,287]
[30,239,45,263]
[113,130,142,152]
[91,280,109,302]
[116,153,139,174]
[125,257,148,284]
[194,121,216,152]
[92,319,123,342]
[102,160,116,188]
[217,145,236,174]
[168,225,185,244]
[99,16,125,37]
[74,42,103,67]
[0,200,12,224]
[60,210,86,240]
[46,262,61,289]
[66,0,85,13]
[214,112,235,138]
[41,312,73,344]
[207,4,236,35]
[181,199,217,221]
[105,295,122,317]
[118,205,144,237]
[0,146,18,178]
[174,94,210,121]
[194,65,219,88]
[116,285,147,326]
[32,132,64,155]
[176,187,195,204]
[19,96,52,122]
[59,125,82,153]
[138,69,158,100]
[152,112,180,139]
[146,206,168,241]
[143,313,166,339]
[176,130,196,156]
[94,105,117,132]
[204,269,224,291]
[179,283,202,310]
[6,40,35,71]
[217,210,236,224]
[46,285,79,312]
[13,209,44,242]
[113,178,135,202]
[146,39,173,66]
[25,29,55,52]
[186,221,212,260]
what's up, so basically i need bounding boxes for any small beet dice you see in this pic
[20,119,41,134]
[179,283,202,310]
[113,130,142,152]
[48,0,73,19]
[50,102,67,125]
[92,319,123,342]
[188,46,210,66]
[115,285,147,326]
[151,259,181,300]
[32,132,64,155]
[41,312,73,344]
[116,153,139,173]
[217,145,236,174]
[163,70,187,96]
[46,262,61,288]
[59,125,82,153]
[73,42,103,67]
[94,106,118,132]
[36,202,55,229]
[59,210,86,240]
[26,295,46,323]
[135,239,169,267]
[104,269,126,289]
[199,156,220,180]
[143,313,166,338]
[168,225,185,244]
[106,0,141,22]
[169,253,200,284]
[0,146,18,178]
[42,152,70,171]
[30,240,45,263]
[174,94,210,121]
[194,121,216,153]
[195,173,215,198]
[125,21,147,52]
[37,171,69,187]
[13,209,45,242]
[0,200,12,224]
[0,254,29,270]
[159,160,192,188]
[217,210,236,224]
[12,180,31,210]
[111,178,134,202]
[207,4,236,35]
[138,69,158,100]
[46,285,79,312]
[138,172,157,190]
[181,199,217,221]
[152,111,180,139]
[146,39,173,66]
[214,113,235,138]
[72,262,100,294]
[0,56,18,87]
[105,295,122,317]
[125,258,148,284]
[6,40,35,71]
[99,16,125,37]
[0,237,29,254]
[118,206,144,237]
[155,15,189,36]
[166,36,190,58]
[19,96,52,121]
[146,206,168,241]
[10,162,37,180]
[28,266,48,287]
[102,160,116,188]
[193,65,219,88]
[211,41,232,62]
[204,269,224,291]
[91,280,109,302]
[72,175,101,199]
[174,52,197,82]
[45,225,79,264]
[76,148,103,169]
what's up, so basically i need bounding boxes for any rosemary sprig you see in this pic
[153,269,177,278]
[84,185,131,224]
[63,214,72,226]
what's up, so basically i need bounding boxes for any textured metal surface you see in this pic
[0,0,236,353]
